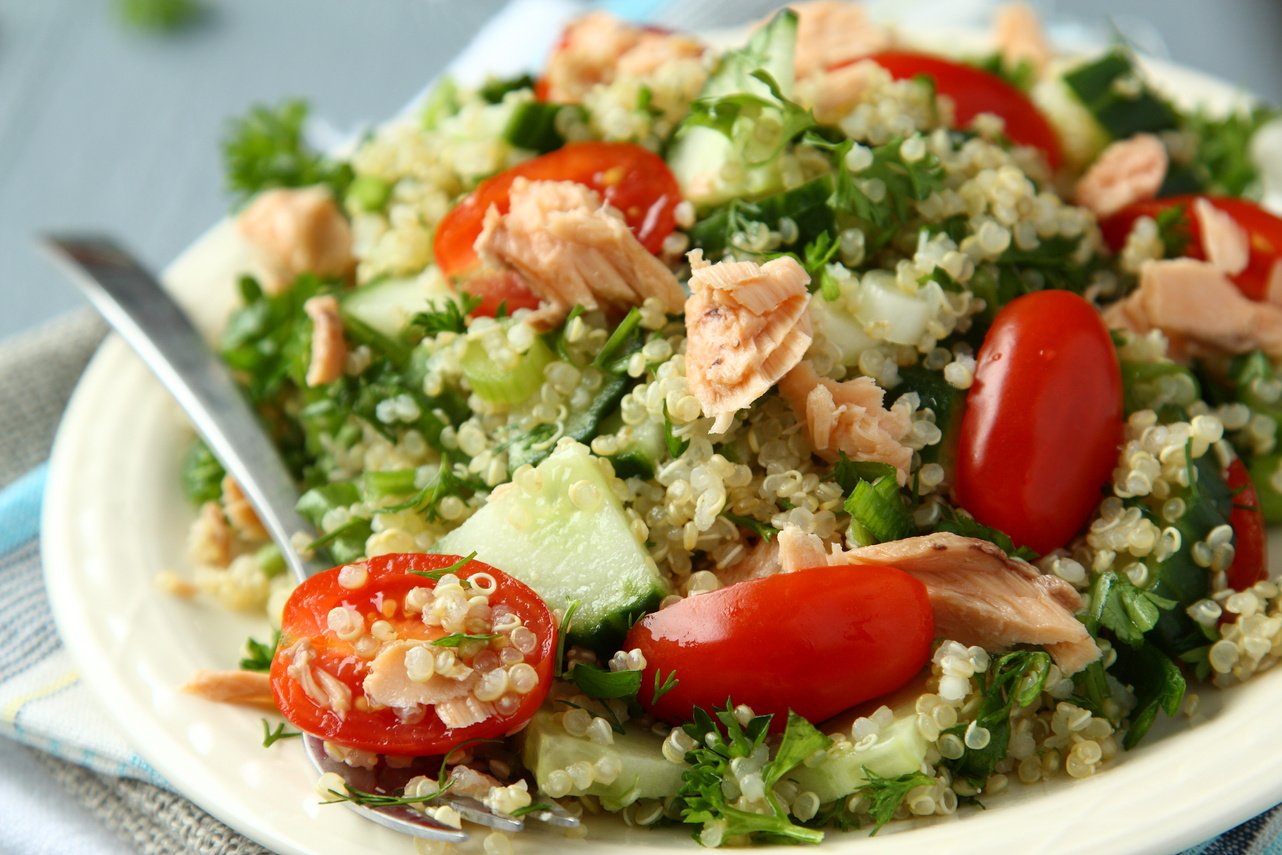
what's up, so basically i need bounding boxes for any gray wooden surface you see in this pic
[1,0,1280,342]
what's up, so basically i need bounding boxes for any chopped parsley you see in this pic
[856,768,937,834]
[260,719,301,747]
[239,630,280,672]
[410,552,478,583]
[676,704,828,845]
[222,100,353,206]
[412,293,481,336]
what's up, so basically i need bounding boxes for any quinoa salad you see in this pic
[169,2,1282,850]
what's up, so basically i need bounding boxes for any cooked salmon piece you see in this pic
[183,669,276,709]
[188,500,232,567]
[778,528,1099,673]
[808,61,877,125]
[994,3,1053,77]
[1074,134,1168,219]
[474,178,683,328]
[1193,198,1250,276]
[791,1,892,80]
[543,12,704,103]
[238,186,355,292]
[1107,258,1282,360]
[683,250,812,434]
[361,640,482,713]
[302,295,348,387]
[777,360,913,485]
[220,475,267,541]
[716,537,781,586]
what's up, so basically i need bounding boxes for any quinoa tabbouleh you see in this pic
[171,2,1282,848]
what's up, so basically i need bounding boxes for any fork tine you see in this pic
[303,735,468,842]
[440,795,525,832]
[521,801,583,830]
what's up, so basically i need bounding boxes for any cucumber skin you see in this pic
[520,710,686,810]
[434,441,668,652]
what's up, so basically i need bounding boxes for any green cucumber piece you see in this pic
[608,418,666,480]
[1061,50,1179,140]
[666,10,799,206]
[505,372,632,472]
[785,682,930,804]
[520,709,685,810]
[434,440,668,650]
[504,101,586,154]
[461,331,554,405]
[340,272,452,344]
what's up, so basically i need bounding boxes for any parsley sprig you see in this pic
[675,704,829,845]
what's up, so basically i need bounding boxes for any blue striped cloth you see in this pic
[3,0,1279,850]
[0,464,165,786]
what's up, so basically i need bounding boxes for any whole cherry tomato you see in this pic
[625,565,934,726]
[432,141,681,280]
[954,290,1124,555]
[1100,195,1282,301]
[847,51,1063,170]
[270,553,555,756]
[1224,459,1268,591]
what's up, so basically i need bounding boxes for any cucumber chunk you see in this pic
[785,686,930,804]
[340,270,452,343]
[520,709,685,810]
[461,329,553,405]
[666,10,800,206]
[434,440,668,650]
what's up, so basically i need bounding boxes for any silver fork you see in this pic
[41,234,579,842]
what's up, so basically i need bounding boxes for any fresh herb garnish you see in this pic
[510,802,554,818]
[722,512,777,543]
[431,632,498,647]
[381,456,484,521]
[684,70,817,166]
[675,704,828,845]
[321,779,454,808]
[855,768,937,834]
[240,630,280,672]
[222,100,353,206]
[410,551,478,583]
[261,719,301,747]
[412,293,481,336]
[942,650,1051,786]
[652,669,680,705]
[594,307,644,370]
[181,439,225,505]
[934,507,1038,562]
[662,401,691,458]
[568,663,643,699]
[1155,204,1193,258]
[554,601,579,676]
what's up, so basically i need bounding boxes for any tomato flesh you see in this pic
[625,565,934,726]
[270,553,555,756]
[1225,459,1268,591]
[432,141,681,280]
[461,270,542,318]
[857,51,1063,170]
[954,290,1124,555]
[1100,194,1282,301]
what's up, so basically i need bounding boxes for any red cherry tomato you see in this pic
[625,565,934,727]
[1225,459,1268,591]
[461,271,542,318]
[432,141,681,280]
[845,51,1063,170]
[270,553,555,756]
[954,290,1124,555]
[1100,195,1282,301]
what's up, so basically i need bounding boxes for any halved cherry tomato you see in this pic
[625,565,933,727]
[1225,459,1268,591]
[1100,194,1282,301]
[462,270,542,318]
[839,51,1063,170]
[432,141,681,280]
[270,553,555,756]
[954,290,1124,555]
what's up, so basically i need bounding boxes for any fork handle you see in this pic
[41,234,326,583]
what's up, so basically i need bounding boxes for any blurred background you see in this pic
[1,0,1280,341]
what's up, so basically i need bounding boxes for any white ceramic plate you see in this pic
[42,33,1282,855]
